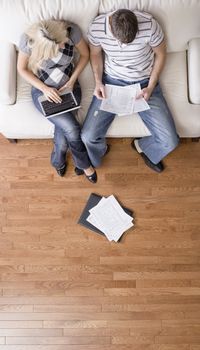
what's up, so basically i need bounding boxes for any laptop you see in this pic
[38,89,80,118]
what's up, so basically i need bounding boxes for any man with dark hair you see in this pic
[81,9,179,173]
[111,9,138,43]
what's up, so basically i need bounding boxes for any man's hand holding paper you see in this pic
[100,83,150,115]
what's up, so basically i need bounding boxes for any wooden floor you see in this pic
[0,135,200,350]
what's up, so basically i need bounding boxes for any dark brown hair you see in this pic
[110,9,138,44]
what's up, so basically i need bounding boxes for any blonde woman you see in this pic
[17,19,97,183]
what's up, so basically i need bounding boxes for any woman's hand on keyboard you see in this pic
[42,86,62,103]
[59,79,74,93]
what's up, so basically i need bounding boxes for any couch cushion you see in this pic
[188,38,200,104]
[0,103,54,139]
[160,51,200,137]
[0,42,17,105]
[0,0,100,45]
[99,0,200,53]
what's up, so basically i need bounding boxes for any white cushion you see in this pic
[99,0,200,52]
[188,38,200,104]
[0,42,16,105]
[0,68,53,138]
[160,51,200,137]
[0,102,54,139]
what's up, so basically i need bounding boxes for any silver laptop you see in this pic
[38,89,80,118]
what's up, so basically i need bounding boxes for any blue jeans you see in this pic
[81,74,179,167]
[31,83,91,170]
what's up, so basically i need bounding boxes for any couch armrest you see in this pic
[188,38,200,104]
[0,42,17,105]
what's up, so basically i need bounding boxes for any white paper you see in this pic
[131,83,150,113]
[87,213,133,242]
[100,83,150,115]
[87,213,113,241]
[87,195,134,242]
[100,84,137,115]
[89,195,133,224]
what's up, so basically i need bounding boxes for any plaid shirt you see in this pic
[37,40,74,89]
[19,23,82,89]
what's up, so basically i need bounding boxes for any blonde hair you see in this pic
[26,20,69,74]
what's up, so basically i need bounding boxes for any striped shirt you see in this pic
[88,10,164,81]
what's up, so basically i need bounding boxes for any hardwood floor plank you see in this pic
[0,329,62,336]
[0,346,163,350]
[111,335,155,344]
[155,336,200,344]
[6,336,111,345]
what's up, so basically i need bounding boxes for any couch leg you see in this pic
[8,138,18,143]
[192,138,200,142]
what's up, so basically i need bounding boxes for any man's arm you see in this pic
[141,40,166,101]
[89,44,106,99]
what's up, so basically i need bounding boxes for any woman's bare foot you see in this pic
[84,166,95,176]
[74,166,97,183]
[84,166,97,183]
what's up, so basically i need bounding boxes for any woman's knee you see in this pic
[54,121,81,141]
[65,125,82,142]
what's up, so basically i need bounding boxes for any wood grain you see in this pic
[0,135,199,349]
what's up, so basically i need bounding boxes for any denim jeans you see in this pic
[31,83,91,170]
[81,74,179,167]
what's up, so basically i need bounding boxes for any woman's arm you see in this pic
[59,38,89,92]
[17,52,62,103]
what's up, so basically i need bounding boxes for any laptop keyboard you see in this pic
[41,93,77,117]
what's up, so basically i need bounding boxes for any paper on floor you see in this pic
[86,195,134,242]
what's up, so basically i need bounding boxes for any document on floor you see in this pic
[86,195,134,242]
[100,83,150,115]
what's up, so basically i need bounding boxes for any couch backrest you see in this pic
[99,0,200,52]
[0,0,199,52]
[0,0,100,45]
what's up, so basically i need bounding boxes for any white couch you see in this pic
[0,0,200,140]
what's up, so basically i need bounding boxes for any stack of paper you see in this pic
[86,195,134,242]
[100,83,150,115]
